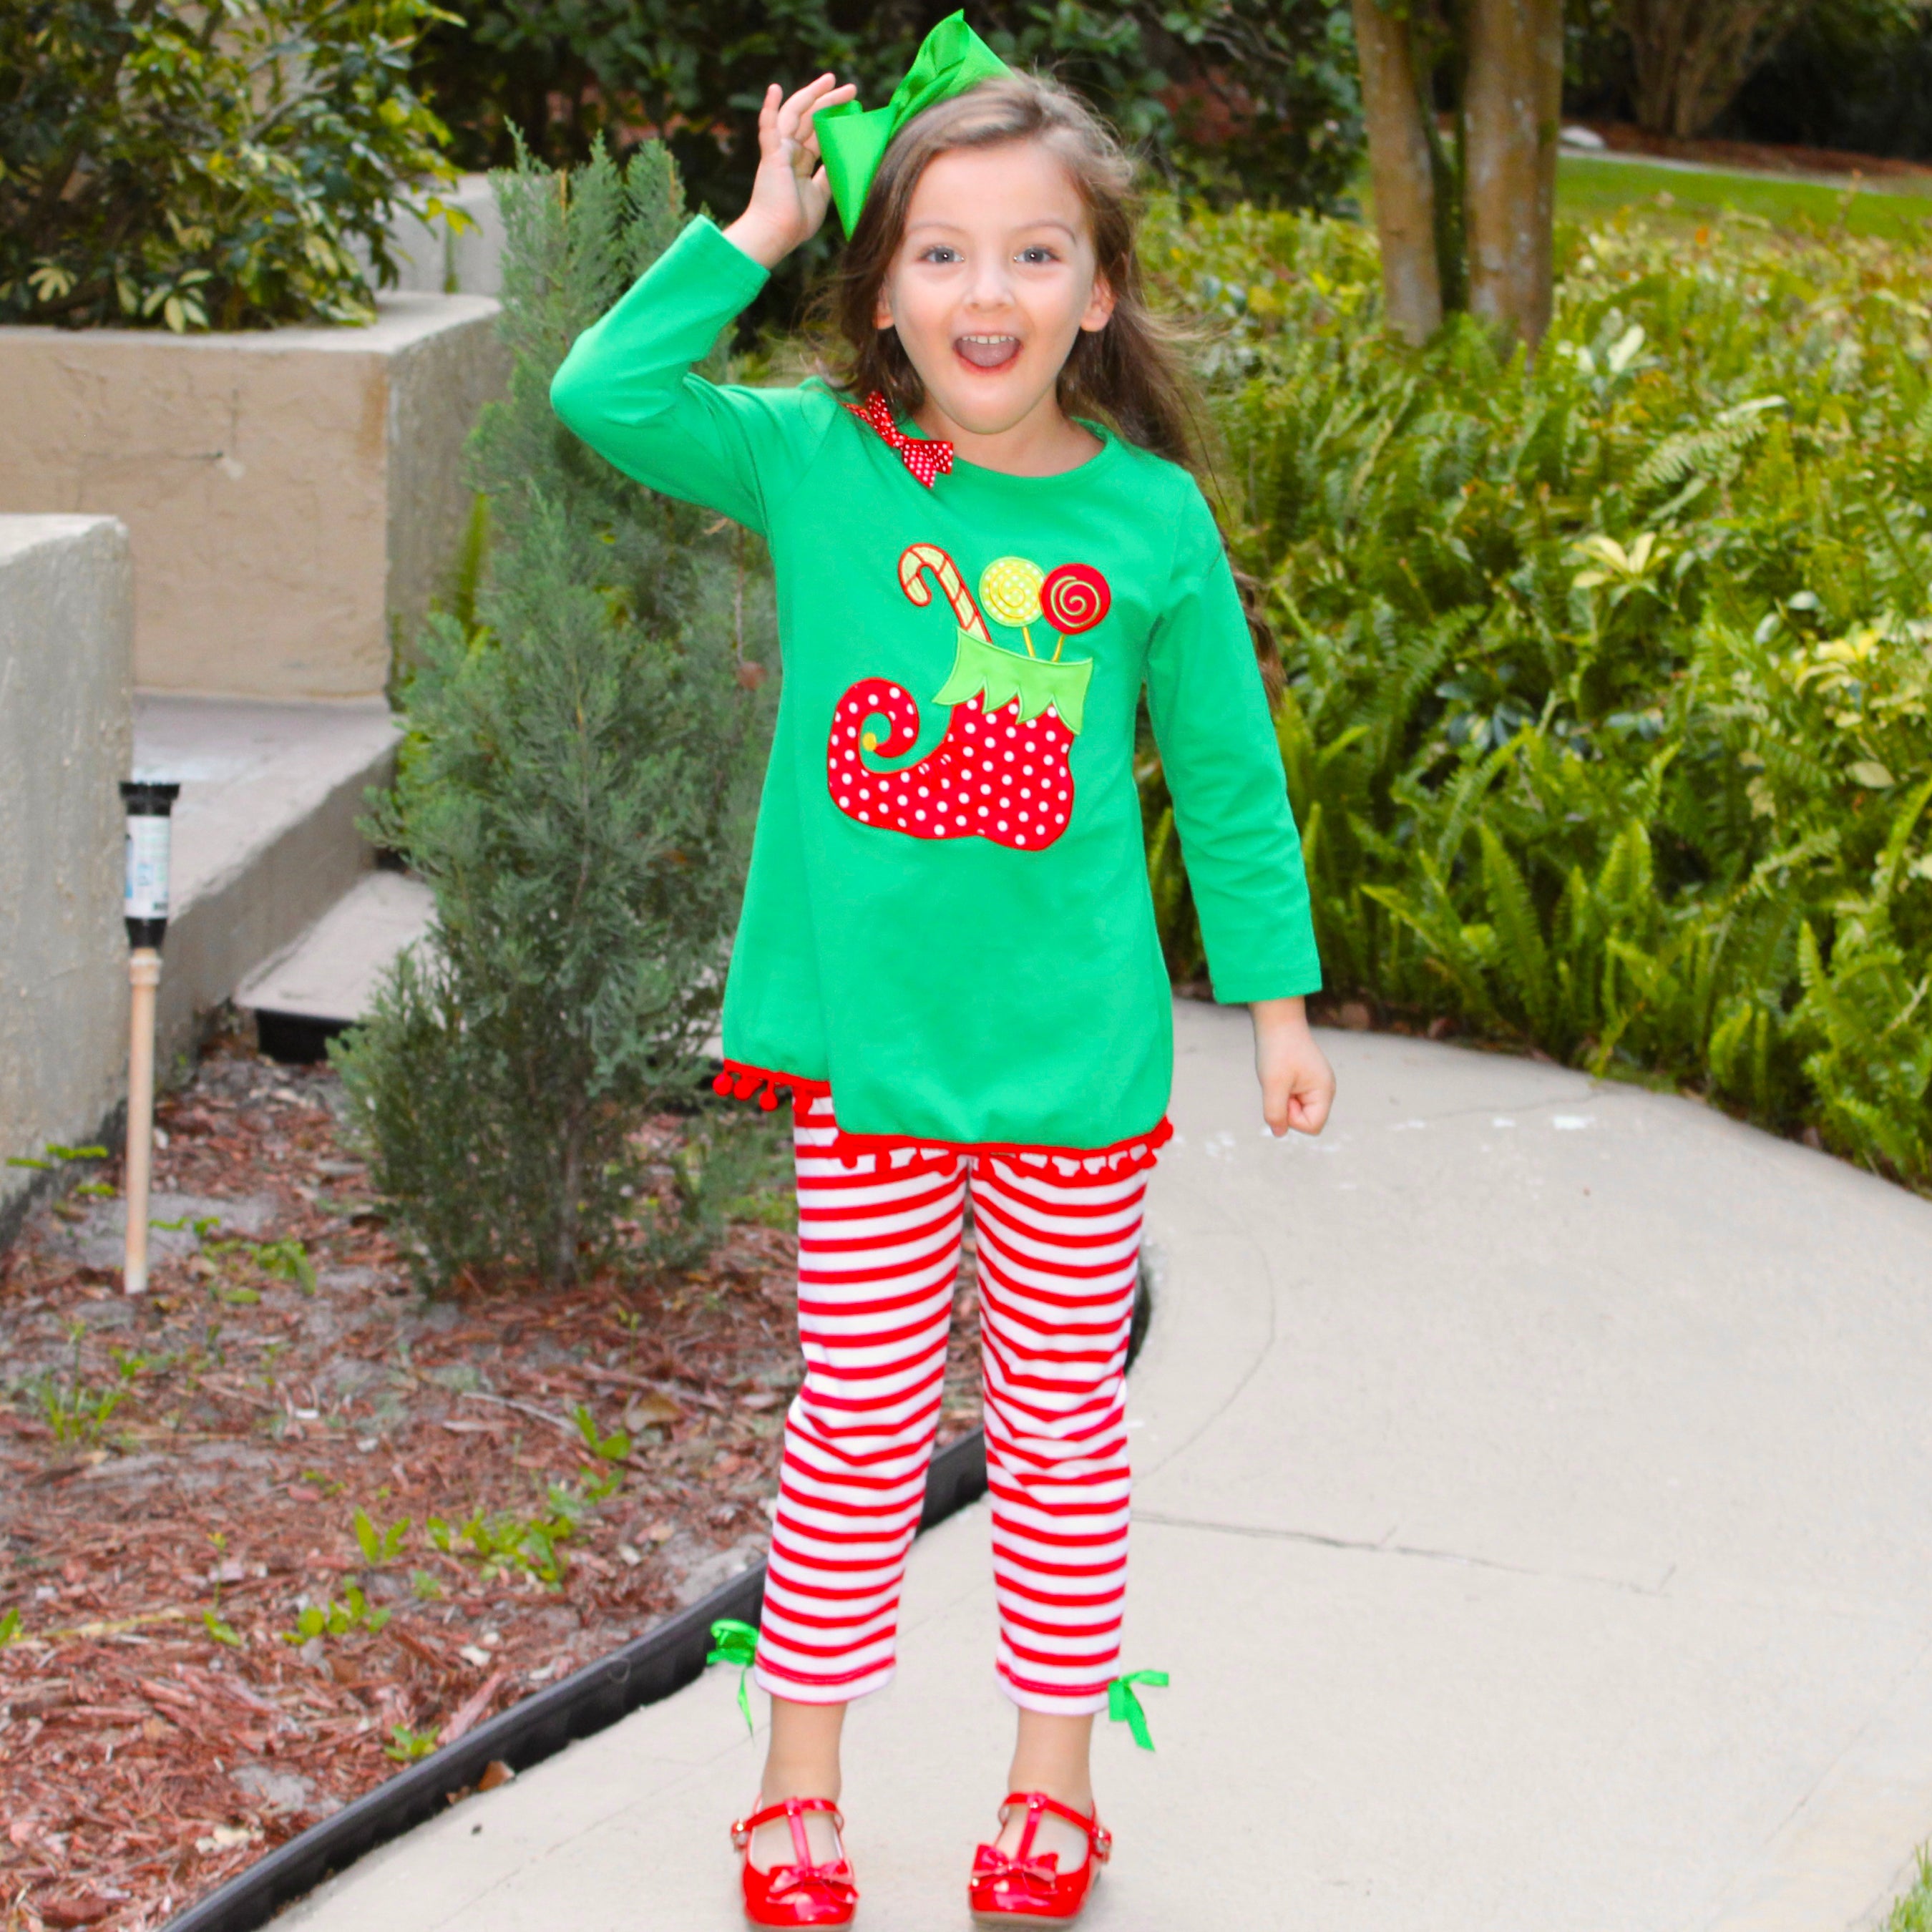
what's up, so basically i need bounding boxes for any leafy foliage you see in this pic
[1147,202,1932,1188]
[1729,0,1932,162]
[331,140,776,1289]
[1885,1847,1932,1932]
[411,0,1362,251]
[0,0,460,329]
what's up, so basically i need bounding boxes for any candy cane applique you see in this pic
[898,543,991,641]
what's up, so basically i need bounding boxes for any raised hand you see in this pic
[723,74,859,270]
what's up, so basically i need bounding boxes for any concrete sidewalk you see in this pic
[283,1002,1932,1931]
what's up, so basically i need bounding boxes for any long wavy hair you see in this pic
[817,73,1206,472]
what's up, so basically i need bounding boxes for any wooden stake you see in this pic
[125,947,160,1295]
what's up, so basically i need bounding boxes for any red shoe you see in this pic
[968,1791,1111,1926]
[731,1796,858,1928]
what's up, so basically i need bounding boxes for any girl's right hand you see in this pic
[723,74,858,270]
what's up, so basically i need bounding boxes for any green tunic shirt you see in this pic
[550,215,1319,1156]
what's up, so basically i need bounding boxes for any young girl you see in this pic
[551,19,1335,1924]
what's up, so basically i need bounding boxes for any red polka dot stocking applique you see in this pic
[824,545,1112,854]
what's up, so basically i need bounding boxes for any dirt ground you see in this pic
[0,1035,984,1932]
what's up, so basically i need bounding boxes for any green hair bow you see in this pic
[813,11,1011,235]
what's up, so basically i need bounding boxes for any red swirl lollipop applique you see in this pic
[1040,563,1111,654]
[824,547,1113,853]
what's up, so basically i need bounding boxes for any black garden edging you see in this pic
[162,1430,988,1932]
[162,1265,1149,1932]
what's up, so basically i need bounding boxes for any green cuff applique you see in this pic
[934,629,1092,736]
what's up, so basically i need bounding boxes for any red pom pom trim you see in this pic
[711,1059,1172,1175]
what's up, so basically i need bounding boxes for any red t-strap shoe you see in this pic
[730,1795,858,1928]
[968,1790,1112,1926]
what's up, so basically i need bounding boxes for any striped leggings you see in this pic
[753,1093,1151,1717]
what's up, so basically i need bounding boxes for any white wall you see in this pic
[0,515,134,1241]
[0,294,508,701]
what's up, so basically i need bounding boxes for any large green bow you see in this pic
[708,1618,760,1735]
[1106,1670,1169,1751]
[814,12,1011,234]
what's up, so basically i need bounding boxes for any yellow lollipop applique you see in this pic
[978,556,1046,655]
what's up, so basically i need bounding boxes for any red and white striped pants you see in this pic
[753,1093,1151,1717]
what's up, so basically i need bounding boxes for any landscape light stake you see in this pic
[120,779,180,1295]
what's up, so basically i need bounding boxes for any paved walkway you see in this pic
[285,1002,1932,1931]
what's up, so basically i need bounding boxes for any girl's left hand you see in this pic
[1249,996,1335,1137]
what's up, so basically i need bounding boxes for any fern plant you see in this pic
[1146,201,1932,1189]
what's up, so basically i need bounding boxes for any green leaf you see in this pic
[386,1724,439,1762]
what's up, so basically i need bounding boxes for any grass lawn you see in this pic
[1352,151,1932,243]
[1555,152,1932,243]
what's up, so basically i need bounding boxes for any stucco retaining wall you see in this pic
[365,174,507,298]
[0,296,507,701]
[0,515,134,1246]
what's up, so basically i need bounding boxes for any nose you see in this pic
[964,249,1015,313]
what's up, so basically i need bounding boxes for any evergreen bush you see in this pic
[1146,203,1932,1189]
[0,0,459,329]
[332,140,776,1289]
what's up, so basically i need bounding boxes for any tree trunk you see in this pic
[551,1112,582,1287]
[1463,0,1563,348]
[1352,0,1443,346]
[1618,0,1815,138]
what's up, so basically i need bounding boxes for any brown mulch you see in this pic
[0,1034,984,1932]
[1577,119,1932,186]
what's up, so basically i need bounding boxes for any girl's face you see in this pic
[873,140,1116,439]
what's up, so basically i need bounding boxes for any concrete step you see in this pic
[236,868,435,1060]
[132,694,400,1068]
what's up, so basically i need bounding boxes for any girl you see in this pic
[551,18,1335,1925]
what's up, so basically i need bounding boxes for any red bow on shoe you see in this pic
[846,391,954,487]
[971,1843,1061,1898]
[765,1864,859,1913]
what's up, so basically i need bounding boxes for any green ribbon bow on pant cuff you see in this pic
[1106,1669,1169,1751]
[813,11,1011,234]
[708,1617,760,1735]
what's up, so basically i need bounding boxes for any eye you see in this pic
[1017,245,1059,265]
[919,244,960,265]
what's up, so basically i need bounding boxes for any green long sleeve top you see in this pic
[550,215,1320,1162]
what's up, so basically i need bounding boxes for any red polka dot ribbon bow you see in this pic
[847,391,954,488]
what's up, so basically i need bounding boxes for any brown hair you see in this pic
[818,72,1206,471]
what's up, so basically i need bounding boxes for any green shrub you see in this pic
[331,140,776,1289]
[411,1,1362,252]
[1146,203,1932,1187]
[0,0,460,330]
[1730,0,1932,162]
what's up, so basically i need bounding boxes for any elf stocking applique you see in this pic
[825,544,1111,852]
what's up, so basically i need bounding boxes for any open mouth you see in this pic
[955,333,1022,371]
